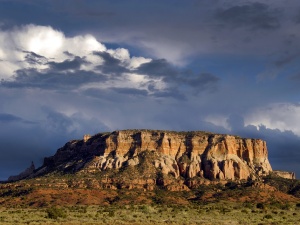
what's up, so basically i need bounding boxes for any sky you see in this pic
[0,0,300,180]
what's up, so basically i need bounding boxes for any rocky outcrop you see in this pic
[30,130,274,185]
[272,170,296,179]
[8,162,35,182]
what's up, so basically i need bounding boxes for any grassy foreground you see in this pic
[1,174,300,224]
[1,201,300,225]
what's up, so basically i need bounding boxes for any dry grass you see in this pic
[1,174,300,224]
[1,201,300,225]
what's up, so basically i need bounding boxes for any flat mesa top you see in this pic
[89,129,250,140]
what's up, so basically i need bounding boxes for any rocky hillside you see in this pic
[2,129,299,210]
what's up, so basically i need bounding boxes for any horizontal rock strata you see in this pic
[31,130,273,187]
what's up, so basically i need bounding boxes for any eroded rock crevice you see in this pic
[36,130,274,181]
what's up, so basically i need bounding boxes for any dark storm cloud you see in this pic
[81,88,109,99]
[1,49,126,90]
[1,68,107,89]
[111,87,148,96]
[140,81,184,101]
[3,48,220,100]
[1,49,219,101]
[48,56,89,71]
[0,104,110,180]
[41,107,110,139]
[185,73,220,93]
[44,109,74,133]
[0,119,65,180]
[274,53,300,67]
[82,86,184,101]
[82,87,142,102]
[0,113,33,124]
[0,1,298,61]
[137,60,220,93]
[63,51,75,57]
[137,59,179,77]
[23,51,47,65]
[93,51,129,75]
[215,2,281,30]
[150,88,186,101]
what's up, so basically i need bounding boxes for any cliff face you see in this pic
[34,130,272,185]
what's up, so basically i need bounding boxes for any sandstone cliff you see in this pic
[26,130,275,189]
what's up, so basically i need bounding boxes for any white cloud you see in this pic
[11,25,106,61]
[205,114,230,130]
[245,103,300,136]
[128,56,152,69]
[107,48,130,61]
[139,39,190,66]
[0,61,19,80]
[17,24,65,58]
[0,24,154,80]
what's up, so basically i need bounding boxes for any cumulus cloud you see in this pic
[0,24,221,100]
[245,103,300,136]
[0,25,150,91]
[0,24,104,78]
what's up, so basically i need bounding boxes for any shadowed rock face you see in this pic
[35,130,272,182]
[8,162,35,182]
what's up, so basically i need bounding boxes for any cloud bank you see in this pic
[0,0,300,180]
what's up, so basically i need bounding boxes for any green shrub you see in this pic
[220,207,231,214]
[108,210,115,217]
[225,181,238,190]
[264,214,273,219]
[78,206,87,213]
[281,203,292,210]
[241,209,248,213]
[46,207,67,219]
[242,202,252,209]
[256,203,265,209]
